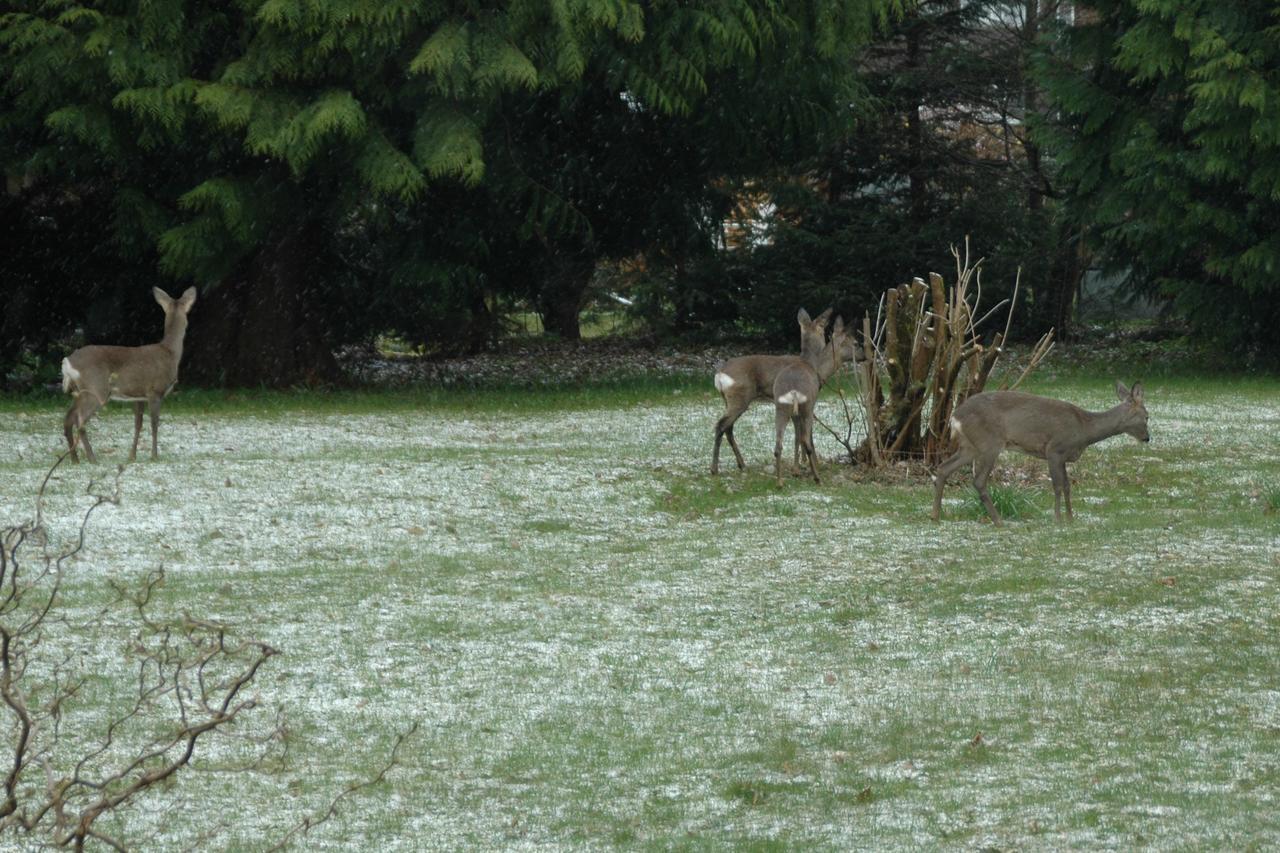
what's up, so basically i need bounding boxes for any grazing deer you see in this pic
[62,286,198,463]
[771,316,859,486]
[711,308,832,474]
[931,381,1150,526]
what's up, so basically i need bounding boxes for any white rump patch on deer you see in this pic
[714,373,736,393]
[777,390,807,406]
[61,358,80,393]
[949,415,964,440]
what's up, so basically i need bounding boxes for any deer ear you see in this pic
[178,286,198,311]
[1129,382,1144,403]
[797,308,812,325]
[833,315,845,335]
[153,288,174,310]
[815,307,833,328]
[1115,380,1130,402]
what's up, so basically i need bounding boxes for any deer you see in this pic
[711,307,833,475]
[62,286,198,464]
[931,381,1150,526]
[771,316,859,486]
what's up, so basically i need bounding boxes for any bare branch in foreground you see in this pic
[267,722,420,853]
[0,459,280,849]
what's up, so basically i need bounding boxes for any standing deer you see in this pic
[62,286,198,463]
[771,316,859,486]
[711,308,832,474]
[931,381,1149,526]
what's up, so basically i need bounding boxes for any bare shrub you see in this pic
[0,460,278,849]
[0,458,413,849]
[819,242,1054,468]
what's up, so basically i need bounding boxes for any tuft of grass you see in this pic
[1262,484,1280,515]
[724,779,807,807]
[654,469,816,519]
[961,483,1043,522]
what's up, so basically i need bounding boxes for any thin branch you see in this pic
[266,723,420,853]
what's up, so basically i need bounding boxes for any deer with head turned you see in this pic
[62,286,198,463]
[771,316,859,486]
[711,307,832,474]
[931,381,1150,526]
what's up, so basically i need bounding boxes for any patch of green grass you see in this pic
[724,778,809,807]
[1,368,1279,849]
[1262,483,1280,515]
[0,373,712,418]
[655,471,806,519]
[960,482,1043,522]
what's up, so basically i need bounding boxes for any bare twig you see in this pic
[1,461,284,850]
[843,242,1052,467]
[266,722,420,853]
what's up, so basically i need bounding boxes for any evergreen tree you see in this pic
[1036,0,1280,354]
[643,0,1079,346]
[2,0,899,384]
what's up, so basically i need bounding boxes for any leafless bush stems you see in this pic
[819,241,1054,468]
[0,457,413,850]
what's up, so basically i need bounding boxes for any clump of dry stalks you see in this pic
[820,242,1055,469]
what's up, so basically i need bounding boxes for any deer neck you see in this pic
[800,334,826,364]
[160,314,189,360]
[809,343,842,386]
[1081,403,1131,446]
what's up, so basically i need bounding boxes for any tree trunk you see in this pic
[1051,232,1085,340]
[1023,0,1045,214]
[906,23,928,227]
[535,251,596,340]
[183,222,340,388]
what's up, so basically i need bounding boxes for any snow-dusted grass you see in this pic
[1,374,1278,849]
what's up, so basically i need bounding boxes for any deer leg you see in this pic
[773,407,790,487]
[129,402,144,462]
[973,453,1003,527]
[1063,465,1074,520]
[712,403,749,474]
[931,448,974,521]
[724,425,746,471]
[77,428,98,464]
[792,413,806,469]
[63,407,80,464]
[712,417,728,474]
[792,413,801,468]
[148,396,163,460]
[802,409,820,484]
[64,394,102,464]
[1044,451,1075,522]
[1045,459,1064,522]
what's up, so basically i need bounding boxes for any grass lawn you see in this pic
[1,366,1277,849]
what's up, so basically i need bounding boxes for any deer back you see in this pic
[64,344,181,401]
[715,354,807,401]
[953,384,1148,459]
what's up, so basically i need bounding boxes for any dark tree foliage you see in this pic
[1,0,899,385]
[1035,0,1280,355]
[638,1,1079,347]
[0,182,161,388]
